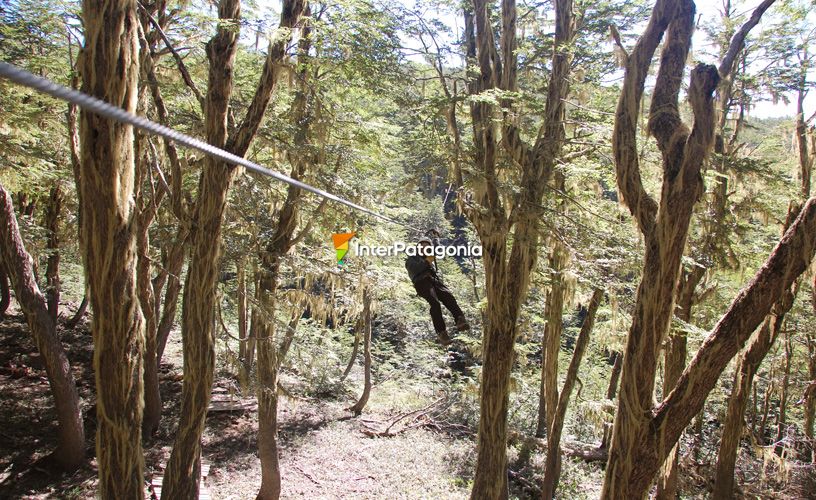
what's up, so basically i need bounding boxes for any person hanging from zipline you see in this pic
[405,236,470,345]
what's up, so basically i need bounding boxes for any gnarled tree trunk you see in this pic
[0,185,84,470]
[78,0,145,495]
[602,0,776,496]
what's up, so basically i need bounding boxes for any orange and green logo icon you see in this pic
[331,232,356,265]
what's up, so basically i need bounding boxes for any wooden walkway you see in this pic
[148,460,211,500]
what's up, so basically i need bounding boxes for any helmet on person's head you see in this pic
[417,237,432,246]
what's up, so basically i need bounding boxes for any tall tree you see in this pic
[601,0,783,496]
[461,0,575,497]
[162,0,305,496]
[541,288,603,498]
[0,185,84,470]
[78,0,146,496]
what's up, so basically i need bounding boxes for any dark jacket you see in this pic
[405,255,435,284]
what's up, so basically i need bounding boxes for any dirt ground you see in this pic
[0,309,480,499]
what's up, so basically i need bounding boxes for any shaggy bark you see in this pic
[0,185,85,470]
[541,288,603,499]
[463,0,574,497]
[713,202,799,498]
[606,196,816,496]
[43,184,63,323]
[602,0,777,496]
[655,265,703,499]
[537,234,568,438]
[78,0,145,496]
[162,0,241,496]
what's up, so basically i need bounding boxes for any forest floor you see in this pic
[0,307,484,499]
[1,306,809,499]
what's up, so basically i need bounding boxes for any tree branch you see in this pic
[653,196,816,462]
[611,0,680,235]
[648,0,694,153]
[718,0,776,79]
[227,0,306,157]
[139,3,205,110]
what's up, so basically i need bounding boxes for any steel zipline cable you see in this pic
[0,61,419,232]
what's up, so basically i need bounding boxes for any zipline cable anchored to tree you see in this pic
[0,61,421,232]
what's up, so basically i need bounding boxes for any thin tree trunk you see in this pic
[806,333,816,462]
[541,288,602,499]
[340,320,362,383]
[245,269,259,374]
[155,231,186,363]
[0,260,11,318]
[602,351,622,450]
[537,236,567,437]
[656,266,704,500]
[43,184,62,323]
[79,0,145,495]
[713,311,786,499]
[66,294,88,329]
[0,185,84,470]
[238,256,248,363]
[349,290,373,415]
[774,329,792,456]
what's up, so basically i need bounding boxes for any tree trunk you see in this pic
[537,236,568,437]
[162,1,241,496]
[713,316,783,499]
[656,266,704,500]
[79,0,145,495]
[340,318,362,382]
[719,200,802,492]
[0,260,11,318]
[43,184,62,323]
[463,0,575,496]
[806,333,816,462]
[602,0,779,495]
[0,185,85,470]
[254,8,311,497]
[349,290,373,415]
[774,329,792,456]
[66,294,88,329]
[238,256,248,363]
[155,231,186,363]
[602,351,622,450]
[541,288,602,499]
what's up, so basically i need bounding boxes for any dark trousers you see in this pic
[414,277,464,333]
